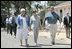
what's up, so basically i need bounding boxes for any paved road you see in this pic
[1,28,71,48]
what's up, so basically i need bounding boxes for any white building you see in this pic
[54,1,71,22]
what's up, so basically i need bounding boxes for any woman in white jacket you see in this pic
[16,8,30,47]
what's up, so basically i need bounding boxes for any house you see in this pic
[54,1,71,21]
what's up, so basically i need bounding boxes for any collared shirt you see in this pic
[66,16,69,24]
[45,11,60,24]
[9,16,12,24]
[6,18,10,24]
[9,16,18,24]
[30,15,41,29]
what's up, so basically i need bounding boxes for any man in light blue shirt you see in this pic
[45,6,61,45]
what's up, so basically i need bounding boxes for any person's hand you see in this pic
[59,21,61,24]
[28,27,31,31]
[18,25,20,29]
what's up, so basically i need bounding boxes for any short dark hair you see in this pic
[14,11,18,16]
[33,10,37,13]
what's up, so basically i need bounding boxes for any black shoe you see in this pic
[26,44,29,47]
[20,44,23,46]
[52,42,55,45]
[66,36,70,39]
[67,37,70,39]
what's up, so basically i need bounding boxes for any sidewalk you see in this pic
[29,29,71,42]
[1,28,71,48]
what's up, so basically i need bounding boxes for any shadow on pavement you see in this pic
[38,44,52,46]
[20,45,41,48]
[19,43,52,48]
[55,43,71,45]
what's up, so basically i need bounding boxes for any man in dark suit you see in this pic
[9,12,18,37]
[11,12,18,37]
[63,12,71,38]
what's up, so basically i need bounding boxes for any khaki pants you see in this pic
[65,26,70,38]
[49,24,57,43]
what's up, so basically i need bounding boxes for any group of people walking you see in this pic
[5,6,71,47]
[6,12,18,37]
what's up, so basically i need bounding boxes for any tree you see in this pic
[1,1,12,17]
[48,1,56,6]
[47,1,65,6]
[11,1,32,17]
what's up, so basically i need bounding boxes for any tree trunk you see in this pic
[7,7,10,17]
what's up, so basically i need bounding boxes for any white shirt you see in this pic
[6,18,9,24]
[66,16,69,24]
[9,17,13,23]
[30,15,41,29]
